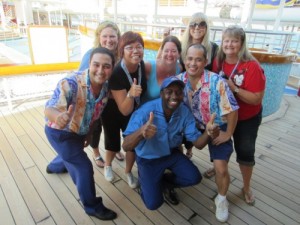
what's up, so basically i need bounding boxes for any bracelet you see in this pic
[207,129,212,137]
[234,87,240,94]
[127,92,134,99]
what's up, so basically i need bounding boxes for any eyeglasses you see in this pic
[124,45,144,52]
[189,21,207,29]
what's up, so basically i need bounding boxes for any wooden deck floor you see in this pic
[0,95,299,225]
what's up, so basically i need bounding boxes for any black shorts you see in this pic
[233,110,262,166]
[101,99,131,152]
[90,118,102,148]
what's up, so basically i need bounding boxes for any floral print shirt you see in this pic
[177,70,239,129]
[45,70,109,135]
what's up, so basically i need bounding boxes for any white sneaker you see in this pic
[104,166,114,182]
[215,196,229,222]
[126,172,138,188]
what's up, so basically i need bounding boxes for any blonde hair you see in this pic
[216,25,256,70]
[181,12,212,64]
[93,21,121,49]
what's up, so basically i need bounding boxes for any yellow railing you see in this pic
[0,62,80,76]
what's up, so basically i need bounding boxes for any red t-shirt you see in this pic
[212,60,266,121]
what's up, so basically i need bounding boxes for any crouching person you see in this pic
[122,77,219,210]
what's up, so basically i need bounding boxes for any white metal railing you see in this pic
[81,19,298,56]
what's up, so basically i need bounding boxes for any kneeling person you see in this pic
[122,77,219,210]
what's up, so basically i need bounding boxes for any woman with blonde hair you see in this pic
[213,25,266,206]
[181,12,218,71]
[79,21,125,168]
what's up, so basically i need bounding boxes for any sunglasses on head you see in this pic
[189,21,207,29]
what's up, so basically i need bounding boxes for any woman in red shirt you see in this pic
[212,25,266,205]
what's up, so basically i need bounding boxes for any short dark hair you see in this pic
[90,47,115,66]
[118,31,144,59]
[186,43,207,59]
[161,35,182,54]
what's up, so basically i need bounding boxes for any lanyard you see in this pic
[221,60,240,79]
[120,59,141,105]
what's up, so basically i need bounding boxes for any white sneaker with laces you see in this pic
[215,196,229,222]
[126,172,138,188]
[104,166,114,182]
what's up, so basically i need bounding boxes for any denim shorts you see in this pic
[208,124,233,161]
[233,110,262,166]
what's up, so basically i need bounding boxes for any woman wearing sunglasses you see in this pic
[181,12,218,71]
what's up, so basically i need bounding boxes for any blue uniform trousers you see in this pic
[45,126,105,214]
[136,151,202,210]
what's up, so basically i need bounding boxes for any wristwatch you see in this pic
[234,87,240,94]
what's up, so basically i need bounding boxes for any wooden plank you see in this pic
[0,94,299,225]
[115,181,172,225]
[27,166,94,225]
[0,111,35,169]
[229,181,299,225]
[0,139,35,225]
[18,130,99,225]
[0,185,16,225]
[36,217,56,225]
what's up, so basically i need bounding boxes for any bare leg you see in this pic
[105,150,116,167]
[185,147,193,159]
[240,164,253,193]
[214,160,230,196]
[125,151,138,188]
[125,151,135,174]
[240,164,255,205]
[93,147,101,158]
[104,150,116,182]
[93,147,105,167]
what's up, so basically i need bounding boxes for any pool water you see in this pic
[284,86,298,95]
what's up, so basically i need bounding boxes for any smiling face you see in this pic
[161,41,180,65]
[99,27,118,51]
[185,45,207,78]
[222,34,242,59]
[161,83,184,116]
[89,52,113,88]
[189,20,207,43]
[123,41,144,67]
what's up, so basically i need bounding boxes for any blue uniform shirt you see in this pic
[123,98,202,159]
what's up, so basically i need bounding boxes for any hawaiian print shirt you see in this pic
[45,70,109,135]
[177,70,239,129]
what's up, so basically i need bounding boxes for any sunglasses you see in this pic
[189,21,207,29]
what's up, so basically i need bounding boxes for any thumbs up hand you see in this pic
[142,112,157,139]
[206,113,220,139]
[55,105,73,129]
[128,78,142,98]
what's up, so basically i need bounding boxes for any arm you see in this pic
[111,78,142,116]
[228,79,264,105]
[122,112,156,151]
[212,110,238,146]
[144,61,152,80]
[78,49,92,71]
[45,105,73,129]
[192,130,211,150]
[193,114,220,149]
